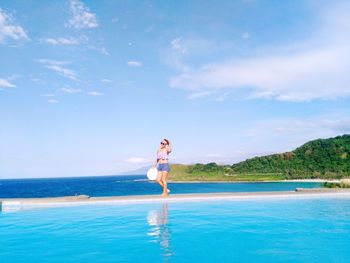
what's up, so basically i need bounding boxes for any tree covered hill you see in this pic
[171,134,350,180]
[230,134,350,178]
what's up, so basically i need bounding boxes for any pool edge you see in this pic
[1,189,350,212]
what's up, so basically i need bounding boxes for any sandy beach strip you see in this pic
[168,179,340,183]
[1,188,350,212]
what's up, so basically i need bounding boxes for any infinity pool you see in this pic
[1,197,350,262]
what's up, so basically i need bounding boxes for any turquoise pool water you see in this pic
[1,197,350,262]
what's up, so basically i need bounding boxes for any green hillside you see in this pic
[169,134,350,181]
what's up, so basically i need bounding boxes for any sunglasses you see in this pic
[161,142,167,145]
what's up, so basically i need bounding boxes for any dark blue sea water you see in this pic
[0,175,323,198]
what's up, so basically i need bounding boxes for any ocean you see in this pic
[0,175,322,198]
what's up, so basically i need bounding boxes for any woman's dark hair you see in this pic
[163,139,170,145]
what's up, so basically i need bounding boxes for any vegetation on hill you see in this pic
[323,181,350,188]
[169,134,350,181]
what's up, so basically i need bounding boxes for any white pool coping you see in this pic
[1,189,350,212]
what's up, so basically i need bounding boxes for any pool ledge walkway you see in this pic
[1,188,350,212]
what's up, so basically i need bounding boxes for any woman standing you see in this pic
[155,139,172,197]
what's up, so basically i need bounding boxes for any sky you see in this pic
[1,0,350,178]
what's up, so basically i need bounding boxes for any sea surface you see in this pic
[1,197,350,262]
[0,175,323,198]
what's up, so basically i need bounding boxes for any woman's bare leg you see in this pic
[161,171,169,197]
[156,171,164,188]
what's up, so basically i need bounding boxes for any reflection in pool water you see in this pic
[1,197,350,262]
[147,203,173,261]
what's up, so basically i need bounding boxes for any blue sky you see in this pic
[1,0,349,178]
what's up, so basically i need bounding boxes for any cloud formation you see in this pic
[0,78,15,88]
[171,46,350,102]
[127,61,142,67]
[41,37,79,45]
[38,59,77,81]
[0,10,28,43]
[125,157,150,164]
[242,32,250,39]
[59,87,82,93]
[87,91,102,96]
[170,4,350,102]
[47,99,58,104]
[67,0,98,29]
[241,112,350,150]
[171,37,187,54]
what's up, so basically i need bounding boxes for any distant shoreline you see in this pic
[168,179,339,183]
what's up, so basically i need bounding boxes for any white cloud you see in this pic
[67,0,98,29]
[111,17,119,23]
[127,61,142,67]
[242,32,250,39]
[186,91,213,100]
[171,46,350,102]
[166,36,232,72]
[125,157,150,164]
[41,37,79,45]
[0,10,28,43]
[37,59,71,65]
[30,77,45,83]
[243,114,350,152]
[273,117,350,136]
[38,59,77,81]
[170,4,350,102]
[101,79,112,83]
[47,99,59,104]
[171,37,187,54]
[59,87,82,93]
[47,65,77,80]
[100,47,109,55]
[0,78,15,88]
[170,36,228,55]
[87,91,102,96]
